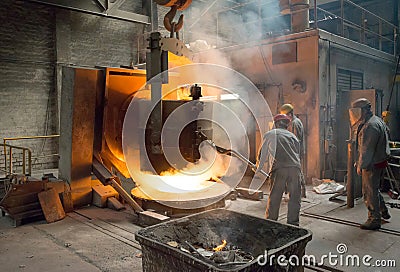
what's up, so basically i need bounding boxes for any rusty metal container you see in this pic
[135,209,312,271]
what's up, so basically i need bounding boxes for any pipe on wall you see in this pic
[279,0,310,33]
[290,0,310,33]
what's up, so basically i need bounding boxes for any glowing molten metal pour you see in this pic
[213,240,227,252]
[156,167,222,191]
[130,140,232,205]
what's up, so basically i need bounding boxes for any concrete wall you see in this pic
[0,0,146,175]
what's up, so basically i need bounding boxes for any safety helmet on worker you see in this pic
[273,114,291,123]
[280,104,294,114]
[351,98,371,109]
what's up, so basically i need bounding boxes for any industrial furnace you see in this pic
[59,55,273,214]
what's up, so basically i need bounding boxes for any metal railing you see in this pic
[1,143,32,176]
[2,135,59,176]
[311,0,398,55]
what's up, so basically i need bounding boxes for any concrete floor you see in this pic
[1,185,399,272]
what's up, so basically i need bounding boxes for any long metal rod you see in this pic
[28,150,32,176]
[9,148,12,174]
[314,0,318,29]
[109,178,144,213]
[3,143,6,176]
[386,55,400,111]
[346,140,354,208]
[69,212,142,250]
[3,135,60,141]
[301,212,400,236]
[22,151,26,175]
[340,0,345,36]
[204,140,270,178]
[92,157,144,213]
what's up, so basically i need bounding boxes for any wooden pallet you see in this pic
[0,180,46,226]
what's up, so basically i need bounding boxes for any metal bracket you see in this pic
[160,37,192,58]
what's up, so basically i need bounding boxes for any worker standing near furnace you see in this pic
[280,103,306,198]
[351,98,391,230]
[255,114,302,226]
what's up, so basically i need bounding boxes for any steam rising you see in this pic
[183,0,288,49]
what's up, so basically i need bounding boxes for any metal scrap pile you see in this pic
[169,239,254,267]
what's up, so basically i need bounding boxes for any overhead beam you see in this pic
[26,0,150,25]
[143,0,158,32]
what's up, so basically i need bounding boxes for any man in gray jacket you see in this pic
[256,114,302,226]
[352,98,391,230]
[280,103,306,198]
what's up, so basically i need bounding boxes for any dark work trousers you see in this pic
[266,167,301,225]
[362,168,388,221]
[300,154,306,186]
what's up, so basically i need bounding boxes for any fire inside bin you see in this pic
[135,209,312,272]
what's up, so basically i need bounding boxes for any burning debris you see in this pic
[213,239,227,251]
[170,239,255,267]
[136,209,312,271]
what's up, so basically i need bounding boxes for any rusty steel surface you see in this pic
[216,30,320,182]
[59,67,100,207]
[103,68,147,164]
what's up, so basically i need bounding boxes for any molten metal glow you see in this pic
[213,240,227,252]
[135,146,231,192]
[156,169,217,191]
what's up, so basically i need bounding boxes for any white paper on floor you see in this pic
[313,179,344,194]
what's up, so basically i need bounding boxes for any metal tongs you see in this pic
[205,140,270,178]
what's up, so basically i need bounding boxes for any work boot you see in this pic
[301,186,306,198]
[360,219,381,230]
[381,210,391,220]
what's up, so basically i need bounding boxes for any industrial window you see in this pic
[337,69,363,91]
[272,42,297,65]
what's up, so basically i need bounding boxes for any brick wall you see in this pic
[0,0,147,175]
[57,9,145,67]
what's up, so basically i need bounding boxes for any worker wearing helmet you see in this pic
[255,114,302,226]
[280,103,306,198]
[352,98,391,230]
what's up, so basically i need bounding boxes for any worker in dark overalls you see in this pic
[280,104,306,198]
[255,114,302,226]
[351,98,391,230]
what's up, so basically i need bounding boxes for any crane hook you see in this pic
[164,5,184,39]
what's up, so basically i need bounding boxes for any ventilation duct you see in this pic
[279,0,291,15]
[290,0,310,33]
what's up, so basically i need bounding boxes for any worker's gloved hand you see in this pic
[357,166,362,176]
[249,169,267,191]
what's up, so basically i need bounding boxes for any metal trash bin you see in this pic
[135,209,312,272]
